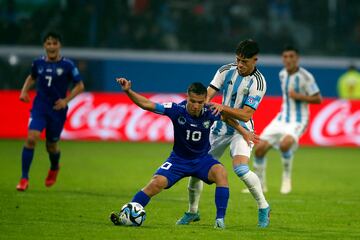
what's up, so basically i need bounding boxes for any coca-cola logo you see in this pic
[310,100,360,146]
[61,93,185,141]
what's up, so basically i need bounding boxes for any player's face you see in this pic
[282,50,299,73]
[186,92,206,117]
[236,55,257,76]
[43,37,61,61]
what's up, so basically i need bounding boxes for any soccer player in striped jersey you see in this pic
[253,45,322,194]
[177,39,270,228]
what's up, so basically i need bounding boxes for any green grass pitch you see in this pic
[0,139,359,240]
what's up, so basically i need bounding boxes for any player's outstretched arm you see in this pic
[221,116,260,146]
[210,103,255,122]
[19,75,36,103]
[116,78,156,112]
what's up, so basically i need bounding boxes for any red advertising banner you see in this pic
[1,91,359,146]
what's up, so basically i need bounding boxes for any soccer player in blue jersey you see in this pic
[110,78,249,229]
[177,39,270,228]
[16,32,85,191]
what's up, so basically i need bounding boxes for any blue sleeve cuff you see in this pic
[154,103,165,114]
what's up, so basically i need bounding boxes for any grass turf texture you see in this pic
[0,139,359,240]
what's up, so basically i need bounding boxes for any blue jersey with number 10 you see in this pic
[31,56,82,105]
[155,101,221,159]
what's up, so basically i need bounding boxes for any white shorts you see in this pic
[209,132,253,160]
[260,118,307,150]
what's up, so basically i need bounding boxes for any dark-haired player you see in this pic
[16,32,84,191]
[110,78,255,229]
[253,45,322,194]
[177,39,270,227]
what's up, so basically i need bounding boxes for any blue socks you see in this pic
[215,187,229,219]
[49,152,60,170]
[132,191,151,207]
[21,147,34,179]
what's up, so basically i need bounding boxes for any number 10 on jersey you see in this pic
[186,130,201,141]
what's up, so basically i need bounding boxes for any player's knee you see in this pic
[254,142,267,157]
[254,147,265,157]
[46,142,58,153]
[279,141,292,152]
[213,165,228,186]
[25,137,37,148]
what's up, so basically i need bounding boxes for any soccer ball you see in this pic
[119,202,146,226]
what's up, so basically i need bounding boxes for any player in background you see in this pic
[253,45,322,194]
[16,32,85,191]
[177,39,270,228]
[111,78,255,229]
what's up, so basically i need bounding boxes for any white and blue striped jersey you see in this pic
[277,67,320,124]
[209,63,267,135]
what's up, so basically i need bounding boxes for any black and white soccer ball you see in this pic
[119,202,146,226]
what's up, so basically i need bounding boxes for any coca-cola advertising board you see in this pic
[1,90,359,146]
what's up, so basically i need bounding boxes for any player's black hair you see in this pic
[42,31,62,43]
[187,82,207,96]
[283,45,299,54]
[235,39,259,58]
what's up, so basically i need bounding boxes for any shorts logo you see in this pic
[203,120,210,129]
[178,116,186,125]
[56,68,64,76]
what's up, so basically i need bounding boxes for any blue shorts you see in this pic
[29,101,68,142]
[155,152,222,189]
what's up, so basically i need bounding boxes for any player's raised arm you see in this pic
[116,78,156,112]
[19,74,36,103]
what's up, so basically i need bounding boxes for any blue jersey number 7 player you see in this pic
[16,32,84,191]
[110,78,256,229]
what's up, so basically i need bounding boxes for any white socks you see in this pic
[253,156,267,189]
[281,151,294,179]
[234,164,269,209]
[187,177,203,213]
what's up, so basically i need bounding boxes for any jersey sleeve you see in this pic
[155,102,178,119]
[30,61,38,79]
[68,61,82,84]
[209,69,226,91]
[304,73,320,96]
[244,76,267,110]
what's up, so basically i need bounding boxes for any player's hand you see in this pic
[53,98,68,110]
[116,78,131,92]
[19,92,31,103]
[289,90,301,100]
[243,131,260,146]
[208,102,223,116]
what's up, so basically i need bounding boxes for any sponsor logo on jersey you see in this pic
[46,68,53,73]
